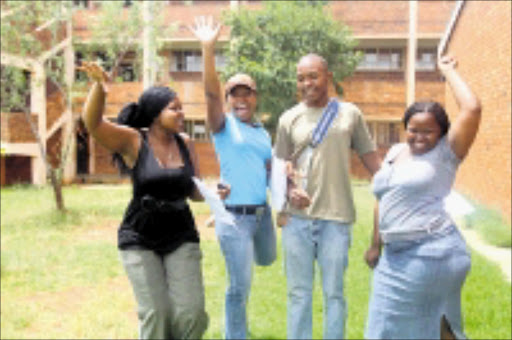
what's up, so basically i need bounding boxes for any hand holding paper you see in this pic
[192,177,236,226]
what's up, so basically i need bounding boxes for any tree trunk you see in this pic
[49,169,65,211]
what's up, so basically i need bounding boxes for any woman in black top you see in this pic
[80,61,208,339]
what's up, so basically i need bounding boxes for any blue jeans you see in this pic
[282,215,352,339]
[215,205,277,339]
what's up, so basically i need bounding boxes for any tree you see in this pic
[1,0,75,210]
[222,1,362,132]
[75,1,176,84]
[1,1,175,211]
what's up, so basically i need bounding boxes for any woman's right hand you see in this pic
[189,15,221,46]
[364,245,381,269]
[437,54,457,74]
[78,61,110,86]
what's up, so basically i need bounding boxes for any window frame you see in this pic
[356,47,403,72]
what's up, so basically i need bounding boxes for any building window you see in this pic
[356,48,402,71]
[215,52,226,70]
[367,121,402,147]
[184,119,210,141]
[73,0,89,8]
[171,50,226,72]
[75,52,87,82]
[119,64,136,81]
[172,51,202,72]
[416,48,437,71]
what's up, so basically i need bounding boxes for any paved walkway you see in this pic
[459,224,511,283]
[445,191,511,283]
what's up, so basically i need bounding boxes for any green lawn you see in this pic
[1,182,510,339]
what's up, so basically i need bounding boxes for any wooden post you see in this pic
[406,0,417,107]
[143,0,155,90]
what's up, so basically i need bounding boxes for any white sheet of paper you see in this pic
[270,156,287,212]
[444,190,475,217]
[192,177,236,226]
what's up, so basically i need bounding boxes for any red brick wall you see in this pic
[444,1,511,222]
[328,1,454,35]
[46,91,65,129]
[74,82,143,118]
[342,70,445,116]
[0,112,38,143]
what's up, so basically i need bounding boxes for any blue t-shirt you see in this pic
[212,113,272,205]
[372,136,461,242]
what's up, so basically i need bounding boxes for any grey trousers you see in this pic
[120,243,209,339]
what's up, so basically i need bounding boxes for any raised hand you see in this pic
[77,61,110,84]
[438,54,457,73]
[217,182,231,200]
[189,15,222,46]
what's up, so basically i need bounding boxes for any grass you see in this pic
[1,182,511,339]
[466,203,511,248]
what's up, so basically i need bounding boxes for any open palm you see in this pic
[78,61,110,83]
[189,16,221,45]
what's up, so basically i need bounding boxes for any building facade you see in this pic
[439,0,511,222]
[1,0,455,184]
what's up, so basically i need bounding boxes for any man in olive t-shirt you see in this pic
[274,53,381,339]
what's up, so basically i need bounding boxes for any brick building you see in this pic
[439,0,511,222]
[1,0,455,185]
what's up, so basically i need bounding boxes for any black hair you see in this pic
[402,101,451,136]
[112,86,177,173]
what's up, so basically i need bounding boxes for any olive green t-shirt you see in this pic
[274,101,376,223]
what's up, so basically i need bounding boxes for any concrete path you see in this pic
[459,225,511,283]
[445,191,511,283]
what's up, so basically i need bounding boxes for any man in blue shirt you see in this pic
[191,16,277,339]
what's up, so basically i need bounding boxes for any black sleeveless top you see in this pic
[118,132,199,255]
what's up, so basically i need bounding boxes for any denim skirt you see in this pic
[365,225,471,339]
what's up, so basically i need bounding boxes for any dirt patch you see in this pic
[73,214,217,242]
[18,276,135,337]
[73,220,119,244]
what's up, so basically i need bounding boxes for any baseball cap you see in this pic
[224,73,257,96]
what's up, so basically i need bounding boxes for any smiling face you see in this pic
[405,111,442,155]
[227,85,257,122]
[296,55,332,108]
[156,97,185,133]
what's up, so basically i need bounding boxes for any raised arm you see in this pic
[80,61,139,168]
[189,16,225,133]
[440,55,482,160]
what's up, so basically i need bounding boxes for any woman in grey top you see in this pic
[364,55,481,339]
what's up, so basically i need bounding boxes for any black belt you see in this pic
[139,195,186,212]
[225,205,266,215]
